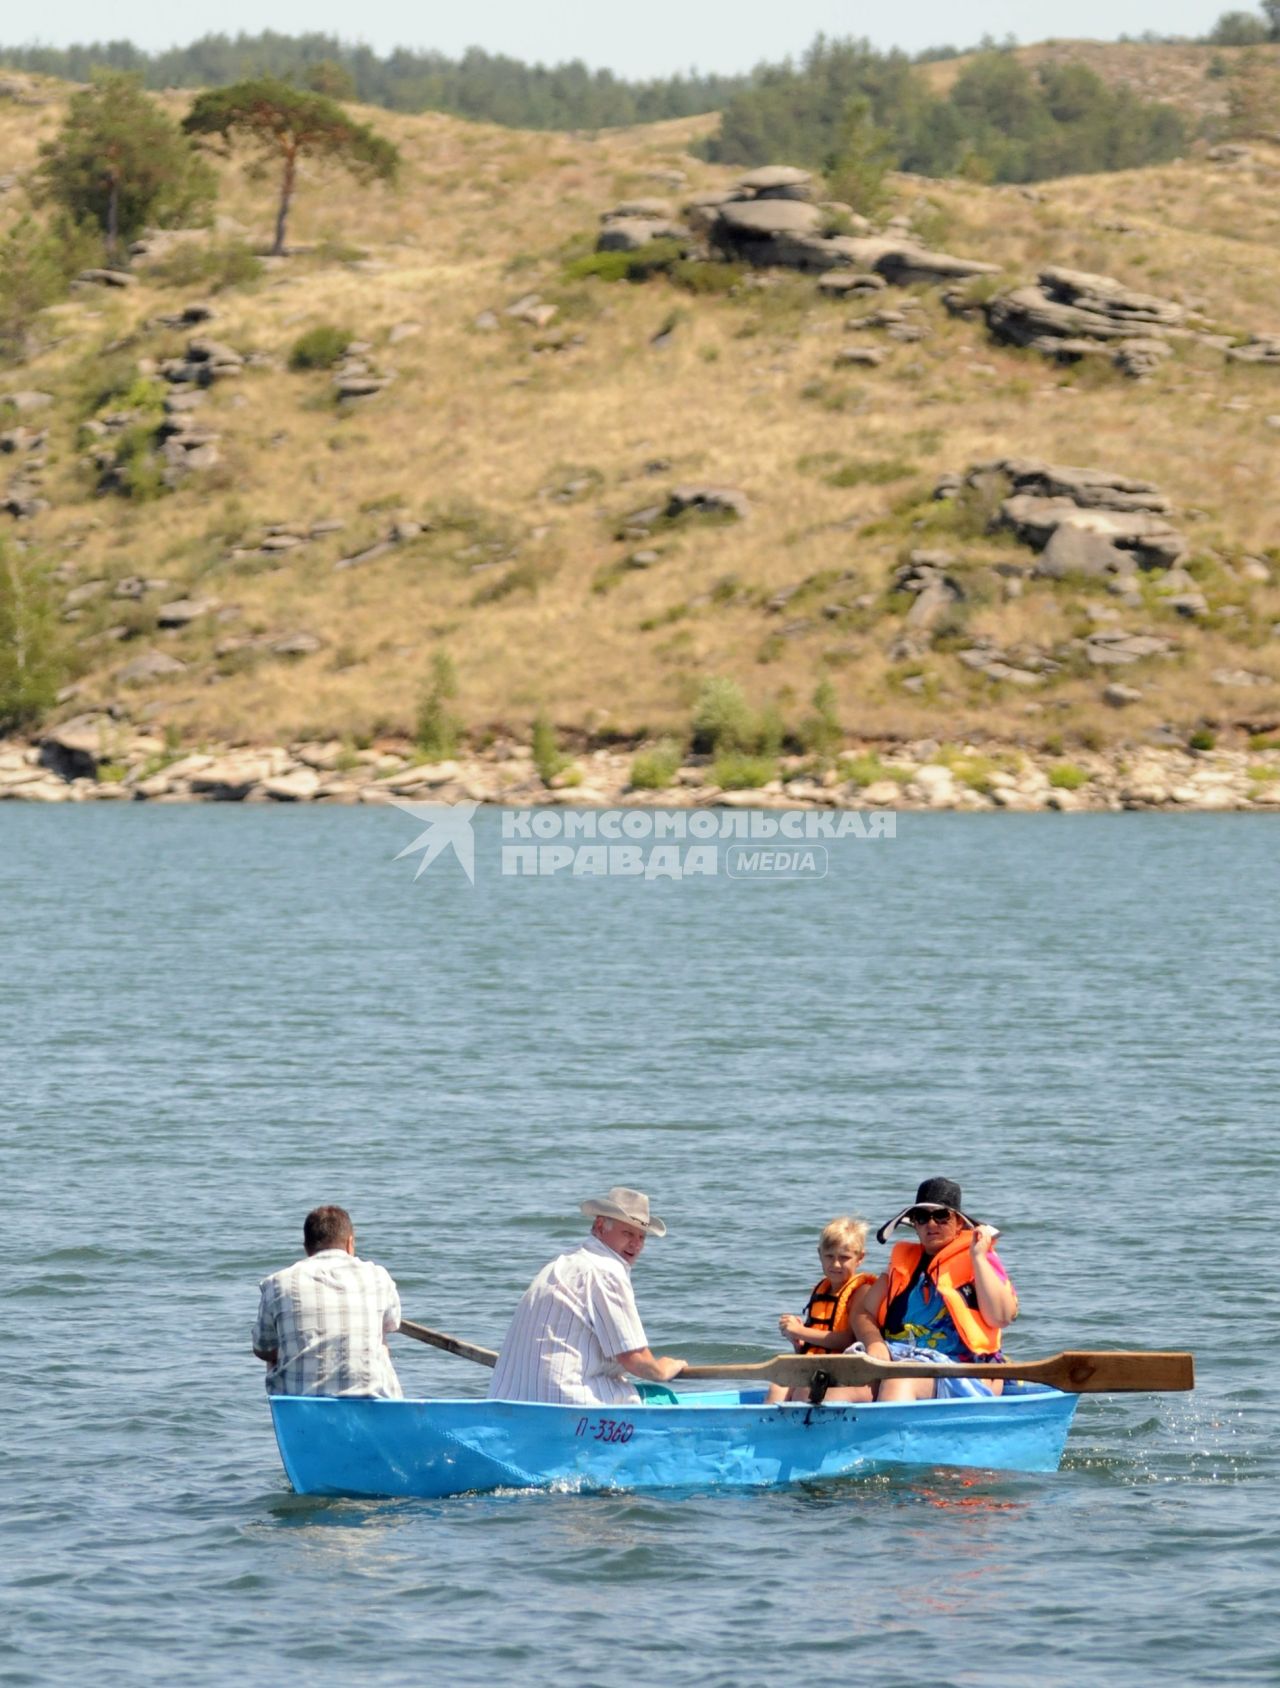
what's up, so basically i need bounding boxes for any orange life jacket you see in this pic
[802,1271,877,1354]
[875,1232,1011,1358]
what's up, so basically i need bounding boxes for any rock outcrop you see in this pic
[592,165,1001,281]
[1227,334,1280,366]
[984,266,1188,374]
[950,458,1189,574]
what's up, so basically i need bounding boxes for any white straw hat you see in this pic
[580,1186,667,1237]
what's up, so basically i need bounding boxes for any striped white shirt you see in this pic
[488,1235,648,1405]
[253,1249,403,1398]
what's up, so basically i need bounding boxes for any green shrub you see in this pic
[0,542,63,733]
[77,353,167,420]
[111,423,167,500]
[690,676,755,754]
[798,680,842,760]
[416,652,460,758]
[0,213,101,355]
[563,238,684,284]
[1048,763,1089,790]
[532,711,569,784]
[671,258,743,294]
[151,239,264,292]
[712,752,777,790]
[1247,764,1280,783]
[1247,732,1279,752]
[288,324,350,371]
[629,739,682,790]
[839,751,907,787]
[1188,728,1217,752]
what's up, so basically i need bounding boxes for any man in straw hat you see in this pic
[488,1186,687,1405]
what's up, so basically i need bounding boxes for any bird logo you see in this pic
[390,800,479,883]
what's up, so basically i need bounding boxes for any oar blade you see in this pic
[1050,1350,1194,1393]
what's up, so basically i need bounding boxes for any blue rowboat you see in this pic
[268,1384,1078,1498]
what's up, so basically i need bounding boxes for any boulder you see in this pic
[736,166,814,199]
[63,580,108,609]
[664,486,750,522]
[830,236,1000,285]
[2,392,54,414]
[1082,631,1175,667]
[1033,524,1136,581]
[986,266,1186,356]
[114,576,172,600]
[992,460,1170,513]
[1226,335,1280,366]
[596,218,687,253]
[39,714,111,779]
[156,597,218,628]
[1103,683,1143,707]
[334,375,391,399]
[262,768,321,801]
[77,268,134,288]
[271,631,324,656]
[714,198,824,237]
[1004,499,1187,570]
[188,756,277,799]
[1113,338,1172,379]
[817,272,886,295]
[834,345,886,367]
[118,650,187,685]
[601,198,676,220]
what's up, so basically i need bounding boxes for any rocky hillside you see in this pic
[1,67,1278,771]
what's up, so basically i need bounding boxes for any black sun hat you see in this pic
[876,1177,977,1245]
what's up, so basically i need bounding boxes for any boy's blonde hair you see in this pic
[819,1216,868,1255]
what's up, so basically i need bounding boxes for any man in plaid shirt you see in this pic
[252,1205,403,1398]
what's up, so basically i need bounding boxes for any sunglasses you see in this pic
[908,1207,955,1225]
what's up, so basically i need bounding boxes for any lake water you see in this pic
[3,806,1277,1686]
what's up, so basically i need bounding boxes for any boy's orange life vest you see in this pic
[875,1232,1011,1358]
[802,1271,876,1353]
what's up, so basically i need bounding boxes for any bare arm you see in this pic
[972,1228,1018,1328]
[849,1273,891,1360]
[778,1315,855,1352]
[616,1346,687,1384]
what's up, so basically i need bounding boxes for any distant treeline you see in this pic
[0,31,749,128]
[0,31,1189,181]
[704,40,1188,182]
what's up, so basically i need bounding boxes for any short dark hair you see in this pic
[304,1205,354,1254]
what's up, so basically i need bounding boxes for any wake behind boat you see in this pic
[268,1384,1079,1499]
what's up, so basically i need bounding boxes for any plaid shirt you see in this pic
[253,1249,403,1398]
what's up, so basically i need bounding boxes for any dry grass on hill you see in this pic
[2,75,1279,752]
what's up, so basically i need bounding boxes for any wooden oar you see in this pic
[399,1319,497,1368]
[680,1349,1194,1395]
[397,1324,1192,1396]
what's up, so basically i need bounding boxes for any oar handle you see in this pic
[399,1318,498,1368]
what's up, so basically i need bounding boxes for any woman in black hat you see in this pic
[849,1177,1018,1402]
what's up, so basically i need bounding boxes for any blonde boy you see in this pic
[767,1217,876,1405]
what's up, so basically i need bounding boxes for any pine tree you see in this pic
[182,78,399,256]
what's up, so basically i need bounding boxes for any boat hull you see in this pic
[268,1387,1078,1499]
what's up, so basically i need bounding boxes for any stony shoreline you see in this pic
[3,719,1279,810]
